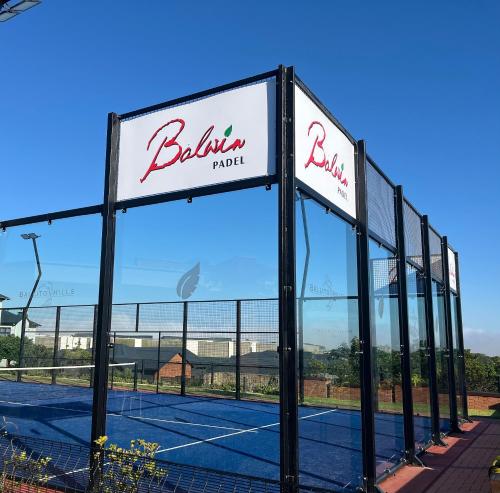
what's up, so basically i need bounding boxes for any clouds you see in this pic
[463,326,500,356]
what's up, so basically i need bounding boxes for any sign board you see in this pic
[117,81,276,201]
[294,84,357,220]
[448,247,457,292]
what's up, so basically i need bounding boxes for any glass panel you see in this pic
[369,240,404,476]
[296,195,362,491]
[108,187,280,481]
[406,264,432,450]
[450,294,464,419]
[0,214,101,447]
[432,281,451,431]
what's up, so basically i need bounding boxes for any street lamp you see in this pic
[0,0,41,23]
[17,232,41,380]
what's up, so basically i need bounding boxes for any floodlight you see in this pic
[10,0,40,12]
[21,233,40,240]
[0,9,17,21]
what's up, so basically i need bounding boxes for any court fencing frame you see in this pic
[0,65,468,493]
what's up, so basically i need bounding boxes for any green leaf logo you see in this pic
[341,163,344,171]
[224,125,232,138]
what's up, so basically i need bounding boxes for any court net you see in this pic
[0,362,137,400]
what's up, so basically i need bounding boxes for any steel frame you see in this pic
[0,66,467,493]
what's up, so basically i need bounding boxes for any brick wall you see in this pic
[468,393,500,411]
[156,354,192,382]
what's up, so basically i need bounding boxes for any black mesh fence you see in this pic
[403,201,423,269]
[429,228,443,283]
[367,162,396,248]
[0,433,283,493]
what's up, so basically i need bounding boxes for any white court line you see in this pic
[0,399,255,433]
[108,413,255,432]
[156,408,337,453]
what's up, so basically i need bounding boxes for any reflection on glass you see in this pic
[432,281,451,431]
[369,241,404,476]
[0,215,101,446]
[450,294,464,419]
[107,188,281,481]
[296,195,362,491]
[406,264,432,450]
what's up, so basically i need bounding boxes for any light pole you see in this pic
[17,233,41,380]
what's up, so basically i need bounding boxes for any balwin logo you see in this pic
[140,119,246,183]
[304,121,348,187]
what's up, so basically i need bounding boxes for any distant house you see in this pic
[112,344,196,384]
[0,294,40,338]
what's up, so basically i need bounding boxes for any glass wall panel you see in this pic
[0,214,101,447]
[450,294,464,419]
[108,187,280,481]
[432,281,451,431]
[368,241,404,476]
[296,195,362,491]
[406,264,432,450]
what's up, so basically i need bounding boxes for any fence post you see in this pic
[421,216,446,446]
[89,112,120,490]
[51,306,61,385]
[236,300,242,400]
[442,237,461,434]
[454,252,470,421]
[355,140,380,492]
[394,187,418,465]
[278,65,299,493]
[135,303,140,332]
[110,332,116,390]
[181,302,188,396]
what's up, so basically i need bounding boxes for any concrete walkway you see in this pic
[380,419,500,493]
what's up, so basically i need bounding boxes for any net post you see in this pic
[442,237,461,433]
[156,331,161,394]
[355,140,379,492]
[110,332,116,390]
[17,307,28,382]
[89,112,120,491]
[181,302,188,396]
[454,252,470,421]
[236,300,241,400]
[51,306,61,385]
[421,215,444,446]
[133,361,138,391]
[90,304,97,388]
[395,186,417,464]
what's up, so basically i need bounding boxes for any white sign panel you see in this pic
[117,81,276,201]
[294,85,356,219]
[448,247,457,292]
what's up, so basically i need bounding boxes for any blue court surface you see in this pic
[0,380,432,491]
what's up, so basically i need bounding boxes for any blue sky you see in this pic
[0,1,499,354]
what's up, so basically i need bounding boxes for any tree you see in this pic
[0,335,21,366]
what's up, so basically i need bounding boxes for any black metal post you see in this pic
[394,186,418,464]
[51,306,61,385]
[278,65,298,493]
[89,112,120,488]
[181,302,188,396]
[90,304,97,388]
[421,216,446,446]
[156,331,161,394]
[454,252,470,421]
[235,300,242,400]
[110,332,116,390]
[442,237,461,433]
[355,140,381,493]
[135,303,140,332]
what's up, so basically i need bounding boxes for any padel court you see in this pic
[0,377,432,491]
